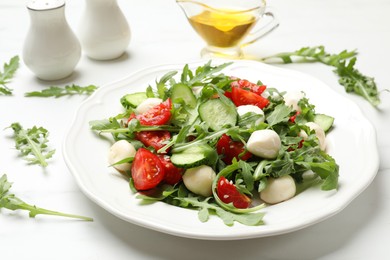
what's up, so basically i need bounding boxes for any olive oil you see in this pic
[188,10,257,48]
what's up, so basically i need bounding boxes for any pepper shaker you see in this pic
[23,0,81,81]
[78,0,131,60]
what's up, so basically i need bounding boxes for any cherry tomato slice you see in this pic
[158,155,183,185]
[231,79,267,95]
[289,111,301,123]
[216,134,252,164]
[131,148,165,190]
[217,176,251,209]
[231,87,269,109]
[136,98,172,126]
[135,131,171,153]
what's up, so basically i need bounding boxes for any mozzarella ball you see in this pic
[108,140,136,172]
[305,122,327,151]
[247,129,281,159]
[283,91,305,112]
[260,175,296,204]
[192,86,203,96]
[182,165,216,197]
[135,98,162,114]
[237,105,265,127]
[302,170,317,180]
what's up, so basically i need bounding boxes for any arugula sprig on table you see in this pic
[0,56,19,95]
[7,122,55,167]
[25,84,98,98]
[262,46,382,107]
[0,174,93,221]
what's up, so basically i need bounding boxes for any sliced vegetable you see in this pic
[313,113,334,132]
[217,176,251,209]
[134,98,172,126]
[131,148,165,190]
[120,92,147,109]
[216,134,252,164]
[231,79,266,95]
[170,83,197,108]
[170,144,217,169]
[231,87,269,109]
[135,131,171,153]
[158,155,183,185]
[198,99,237,131]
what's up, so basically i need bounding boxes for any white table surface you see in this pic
[1,0,389,259]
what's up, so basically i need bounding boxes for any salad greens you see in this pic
[262,46,382,107]
[90,61,339,226]
[25,84,98,98]
[0,56,19,95]
[7,122,55,167]
[0,174,93,221]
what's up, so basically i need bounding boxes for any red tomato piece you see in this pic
[217,176,251,209]
[131,148,165,190]
[136,98,172,126]
[231,79,267,95]
[216,134,252,164]
[289,111,301,123]
[158,155,183,185]
[224,91,232,99]
[135,131,171,153]
[231,87,269,109]
[127,113,136,124]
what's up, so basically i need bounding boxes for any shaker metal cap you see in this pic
[27,0,65,11]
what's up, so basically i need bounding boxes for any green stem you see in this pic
[17,202,93,221]
[171,128,230,153]
[253,160,270,181]
[23,130,48,167]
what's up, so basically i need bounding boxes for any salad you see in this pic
[90,61,339,226]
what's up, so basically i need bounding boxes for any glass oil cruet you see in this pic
[176,0,279,59]
[23,0,81,81]
[78,0,131,60]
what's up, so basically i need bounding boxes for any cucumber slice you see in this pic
[198,99,237,131]
[171,144,218,169]
[314,113,334,132]
[170,83,197,108]
[120,92,147,109]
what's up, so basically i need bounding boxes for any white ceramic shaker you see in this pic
[23,0,81,81]
[78,0,131,60]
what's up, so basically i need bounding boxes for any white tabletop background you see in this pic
[1,0,389,259]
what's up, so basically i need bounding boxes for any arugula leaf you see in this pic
[0,174,93,221]
[266,103,292,127]
[175,197,264,226]
[336,58,380,106]
[264,46,357,65]
[0,56,19,95]
[155,71,178,99]
[25,84,98,98]
[186,61,232,86]
[262,46,382,107]
[7,122,55,167]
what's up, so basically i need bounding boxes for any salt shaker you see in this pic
[23,0,81,81]
[78,0,131,60]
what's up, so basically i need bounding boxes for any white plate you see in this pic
[63,60,379,240]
